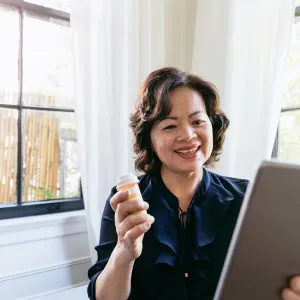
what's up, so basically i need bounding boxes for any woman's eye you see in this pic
[163,125,176,130]
[193,120,204,126]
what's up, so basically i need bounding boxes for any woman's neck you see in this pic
[160,167,203,212]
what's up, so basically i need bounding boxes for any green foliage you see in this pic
[24,184,54,200]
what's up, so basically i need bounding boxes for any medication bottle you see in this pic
[116,173,146,214]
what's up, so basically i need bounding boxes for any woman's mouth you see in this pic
[174,145,201,158]
[174,146,199,154]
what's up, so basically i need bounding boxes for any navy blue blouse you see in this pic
[87,168,249,300]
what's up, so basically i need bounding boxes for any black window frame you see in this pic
[0,0,84,220]
[272,5,300,159]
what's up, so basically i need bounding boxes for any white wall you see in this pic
[0,210,91,300]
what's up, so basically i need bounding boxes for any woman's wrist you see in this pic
[113,242,135,269]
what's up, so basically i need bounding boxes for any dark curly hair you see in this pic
[129,67,229,174]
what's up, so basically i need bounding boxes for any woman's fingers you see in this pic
[282,288,300,300]
[124,221,153,241]
[111,190,153,261]
[290,276,300,295]
[117,213,154,239]
[115,198,149,223]
[110,190,130,212]
[282,276,300,300]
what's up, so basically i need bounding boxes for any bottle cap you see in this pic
[116,173,139,189]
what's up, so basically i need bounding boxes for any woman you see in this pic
[87,67,300,300]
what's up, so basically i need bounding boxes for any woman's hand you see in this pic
[110,190,155,264]
[282,276,300,299]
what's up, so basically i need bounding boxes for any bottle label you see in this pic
[127,184,146,214]
[128,184,142,201]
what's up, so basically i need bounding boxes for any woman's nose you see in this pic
[177,126,196,142]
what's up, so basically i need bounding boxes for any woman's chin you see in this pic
[168,160,205,174]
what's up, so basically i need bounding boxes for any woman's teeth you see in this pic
[175,147,199,154]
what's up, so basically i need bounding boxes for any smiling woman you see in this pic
[87,68,248,300]
[87,67,300,300]
[130,67,229,175]
[150,88,214,175]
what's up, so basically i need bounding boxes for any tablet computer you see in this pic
[214,160,300,300]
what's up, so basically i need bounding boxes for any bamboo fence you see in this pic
[0,95,60,204]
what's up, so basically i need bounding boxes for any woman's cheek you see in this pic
[201,127,214,155]
[164,135,176,152]
[206,125,214,144]
[155,133,171,153]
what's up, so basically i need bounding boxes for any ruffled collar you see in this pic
[142,168,235,268]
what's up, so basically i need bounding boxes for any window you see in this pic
[0,0,83,220]
[273,3,300,164]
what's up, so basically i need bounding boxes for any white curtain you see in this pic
[70,0,198,262]
[71,0,294,262]
[191,0,295,180]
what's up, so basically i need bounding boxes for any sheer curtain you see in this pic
[191,0,295,179]
[71,0,294,262]
[70,0,198,262]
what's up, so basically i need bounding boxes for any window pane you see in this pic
[0,5,19,105]
[278,110,300,164]
[0,108,18,205]
[282,15,300,107]
[23,13,73,108]
[25,0,70,13]
[22,110,80,202]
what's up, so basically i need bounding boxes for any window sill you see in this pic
[0,209,86,236]
[0,198,84,220]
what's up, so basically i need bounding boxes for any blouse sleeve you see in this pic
[87,187,118,300]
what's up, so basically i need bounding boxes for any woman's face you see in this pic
[150,87,213,174]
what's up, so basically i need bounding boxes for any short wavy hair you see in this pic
[129,67,229,174]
